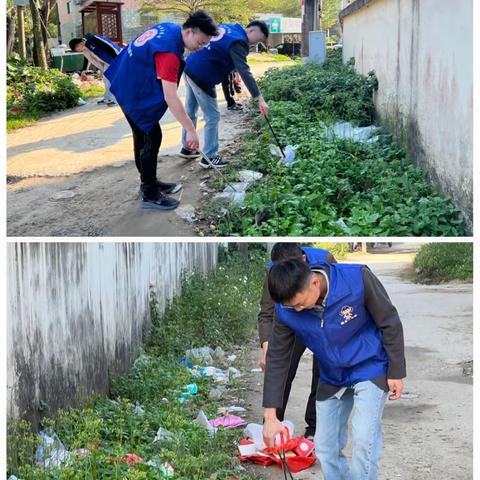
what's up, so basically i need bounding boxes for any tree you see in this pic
[320,0,340,31]
[7,3,17,57]
[29,0,48,68]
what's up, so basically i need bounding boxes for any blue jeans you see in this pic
[314,381,387,480]
[181,75,220,158]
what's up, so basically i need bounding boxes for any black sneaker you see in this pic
[304,427,315,440]
[227,103,243,111]
[141,193,179,210]
[179,147,201,159]
[199,154,229,169]
[139,181,182,197]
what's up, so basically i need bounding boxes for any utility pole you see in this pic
[301,0,321,57]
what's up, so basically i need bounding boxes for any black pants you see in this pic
[221,74,236,108]
[124,111,162,198]
[276,335,318,432]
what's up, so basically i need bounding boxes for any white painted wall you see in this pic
[7,242,219,423]
[341,0,473,227]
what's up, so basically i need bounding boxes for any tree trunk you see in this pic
[30,0,48,69]
[236,243,249,260]
[7,10,17,57]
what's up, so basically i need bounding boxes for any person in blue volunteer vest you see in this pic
[263,252,406,480]
[69,34,121,106]
[258,244,337,441]
[105,11,218,210]
[178,21,270,169]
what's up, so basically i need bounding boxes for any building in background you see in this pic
[340,0,473,229]
[256,13,302,50]
[57,0,178,45]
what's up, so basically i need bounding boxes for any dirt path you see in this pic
[242,253,473,479]
[7,62,293,237]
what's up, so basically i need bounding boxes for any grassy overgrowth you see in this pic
[8,247,267,479]
[413,243,473,283]
[208,52,465,236]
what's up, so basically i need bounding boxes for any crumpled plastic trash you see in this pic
[282,145,297,164]
[179,383,199,403]
[134,404,145,416]
[8,476,20,480]
[228,367,242,378]
[193,410,216,434]
[118,453,143,466]
[227,354,237,363]
[325,121,379,143]
[153,427,176,444]
[35,428,72,469]
[209,415,246,429]
[335,218,352,234]
[209,387,225,399]
[185,347,214,365]
[198,367,229,382]
[179,357,194,369]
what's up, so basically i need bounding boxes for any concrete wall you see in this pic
[341,0,473,229]
[7,242,219,426]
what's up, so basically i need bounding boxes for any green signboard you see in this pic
[269,17,281,33]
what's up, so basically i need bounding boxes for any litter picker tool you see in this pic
[197,150,238,192]
[265,115,286,159]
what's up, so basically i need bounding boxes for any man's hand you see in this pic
[259,341,268,371]
[263,408,285,448]
[185,128,200,151]
[258,96,269,116]
[80,71,88,81]
[387,378,404,400]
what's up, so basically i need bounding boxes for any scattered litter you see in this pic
[186,347,214,365]
[35,428,72,469]
[8,476,20,480]
[211,191,246,207]
[238,170,263,184]
[227,354,237,363]
[250,368,262,373]
[193,410,215,434]
[179,357,194,369]
[112,161,127,168]
[161,397,169,404]
[153,427,176,443]
[198,366,229,383]
[282,145,297,164]
[269,144,282,157]
[158,462,175,477]
[175,204,197,223]
[77,98,87,106]
[134,404,145,416]
[50,190,77,200]
[118,453,143,466]
[227,406,246,413]
[325,121,379,143]
[336,218,352,234]
[223,182,250,193]
[107,399,119,406]
[228,366,242,378]
[74,448,90,458]
[179,382,199,403]
[209,387,224,399]
[133,353,150,370]
[209,414,246,429]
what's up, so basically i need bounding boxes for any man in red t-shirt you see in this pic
[119,12,218,211]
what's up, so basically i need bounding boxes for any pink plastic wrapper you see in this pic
[209,414,246,429]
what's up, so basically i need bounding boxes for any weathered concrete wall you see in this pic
[341,0,473,229]
[7,242,218,426]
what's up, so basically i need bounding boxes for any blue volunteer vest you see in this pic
[105,23,185,133]
[267,246,331,270]
[185,23,248,86]
[85,33,121,65]
[275,263,388,387]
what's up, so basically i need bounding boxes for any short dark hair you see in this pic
[69,38,85,51]
[271,243,303,262]
[183,10,218,37]
[268,259,312,304]
[246,20,269,39]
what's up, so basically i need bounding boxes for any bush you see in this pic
[258,51,378,126]
[211,101,465,236]
[147,249,266,357]
[413,243,473,283]
[7,252,266,479]
[311,242,350,260]
[7,58,81,118]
